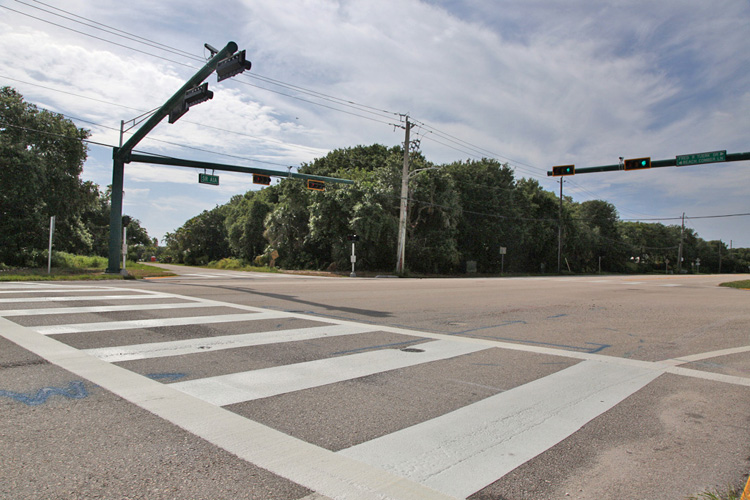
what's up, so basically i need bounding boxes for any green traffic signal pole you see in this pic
[546,151,750,176]
[125,153,355,185]
[107,42,239,273]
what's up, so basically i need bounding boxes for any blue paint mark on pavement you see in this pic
[0,381,88,406]
[146,373,187,382]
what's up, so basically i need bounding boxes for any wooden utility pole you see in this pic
[678,212,685,273]
[395,117,411,274]
[557,178,563,274]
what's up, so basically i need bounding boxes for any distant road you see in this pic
[1,273,748,499]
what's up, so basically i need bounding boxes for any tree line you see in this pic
[0,87,155,267]
[163,144,750,275]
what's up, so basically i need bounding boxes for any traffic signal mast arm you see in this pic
[546,151,750,176]
[115,42,239,163]
[124,152,355,185]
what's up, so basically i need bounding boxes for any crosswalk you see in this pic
[1,281,746,500]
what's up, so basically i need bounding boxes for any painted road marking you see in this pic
[172,339,488,406]
[0,316,453,500]
[0,300,212,317]
[340,360,661,498]
[0,293,174,304]
[0,287,123,294]
[85,323,381,362]
[32,311,290,335]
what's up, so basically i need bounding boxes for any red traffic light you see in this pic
[253,174,271,185]
[307,180,325,191]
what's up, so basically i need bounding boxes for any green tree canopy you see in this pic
[0,86,98,265]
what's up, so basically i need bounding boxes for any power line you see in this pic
[3,1,539,174]
[0,75,327,157]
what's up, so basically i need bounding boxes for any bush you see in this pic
[209,258,245,270]
[51,252,107,269]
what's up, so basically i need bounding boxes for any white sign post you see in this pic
[47,216,55,274]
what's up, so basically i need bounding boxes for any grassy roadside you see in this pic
[0,262,174,281]
[719,279,750,290]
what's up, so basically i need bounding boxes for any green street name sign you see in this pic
[198,173,220,185]
[676,150,726,166]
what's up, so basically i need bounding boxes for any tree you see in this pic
[0,86,93,264]
[571,200,627,272]
[513,178,560,273]
[445,159,516,273]
[225,190,275,262]
[163,206,229,265]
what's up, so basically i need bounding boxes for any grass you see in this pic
[719,279,750,290]
[206,257,279,273]
[0,252,174,281]
[687,485,744,500]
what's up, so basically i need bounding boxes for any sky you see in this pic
[1,0,749,249]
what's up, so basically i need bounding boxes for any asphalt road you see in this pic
[1,267,748,500]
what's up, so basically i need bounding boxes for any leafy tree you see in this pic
[225,190,274,262]
[0,86,93,264]
[163,206,229,265]
[445,159,516,273]
[513,178,560,273]
[571,200,627,272]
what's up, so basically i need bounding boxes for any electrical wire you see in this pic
[2,1,540,174]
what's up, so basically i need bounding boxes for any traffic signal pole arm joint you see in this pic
[115,42,238,163]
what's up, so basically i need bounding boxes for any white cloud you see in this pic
[1,0,748,245]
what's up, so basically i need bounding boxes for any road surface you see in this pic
[1,268,748,499]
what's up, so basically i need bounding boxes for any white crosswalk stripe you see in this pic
[85,323,380,362]
[172,339,489,406]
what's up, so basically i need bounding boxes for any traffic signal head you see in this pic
[169,83,214,124]
[552,165,575,176]
[623,157,651,170]
[253,174,271,185]
[306,180,325,191]
[184,83,214,107]
[217,50,252,82]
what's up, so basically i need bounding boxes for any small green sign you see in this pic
[676,150,726,167]
[199,173,219,185]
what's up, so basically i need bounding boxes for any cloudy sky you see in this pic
[2,0,749,249]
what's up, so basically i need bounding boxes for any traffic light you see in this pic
[169,83,214,123]
[307,180,325,191]
[253,173,271,185]
[623,157,651,170]
[347,235,360,242]
[184,83,213,107]
[121,215,131,227]
[552,165,575,176]
[217,50,252,82]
